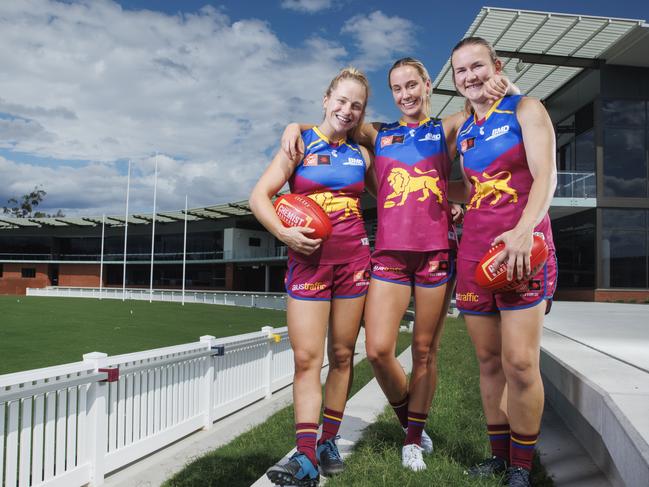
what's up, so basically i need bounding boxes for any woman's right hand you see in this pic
[281,123,304,161]
[279,226,322,255]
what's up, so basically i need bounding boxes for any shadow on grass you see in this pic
[165,450,277,487]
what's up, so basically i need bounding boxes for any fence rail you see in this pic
[26,287,288,311]
[0,325,306,486]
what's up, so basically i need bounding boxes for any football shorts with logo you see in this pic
[371,249,455,288]
[455,251,557,314]
[285,255,371,300]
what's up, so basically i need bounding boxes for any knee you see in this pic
[365,341,392,367]
[411,340,437,369]
[475,349,502,377]
[502,353,539,389]
[293,349,322,374]
[329,345,354,371]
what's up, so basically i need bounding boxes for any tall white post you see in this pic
[122,160,131,302]
[149,155,158,303]
[99,214,105,299]
[182,195,188,306]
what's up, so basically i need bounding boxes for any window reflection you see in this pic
[601,209,648,288]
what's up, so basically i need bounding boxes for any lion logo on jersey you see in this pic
[308,192,361,220]
[467,170,518,209]
[384,167,443,208]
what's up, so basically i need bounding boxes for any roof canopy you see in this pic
[431,7,646,118]
[0,198,256,230]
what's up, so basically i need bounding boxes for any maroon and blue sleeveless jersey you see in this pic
[456,95,555,261]
[288,126,370,265]
[373,118,457,251]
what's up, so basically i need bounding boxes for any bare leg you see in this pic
[500,303,545,434]
[287,297,330,424]
[364,279,411,402]
[464,313,509,425]
[323,296,365,411]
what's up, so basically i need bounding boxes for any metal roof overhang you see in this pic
[0,198,255,229]
[431,7,647,118]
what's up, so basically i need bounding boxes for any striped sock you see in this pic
[318,408,343,445]
[404,411,428,446]
[296,422,319,467]
[510,430,539,471]
[487,423,510,461]
[389,394,409,428]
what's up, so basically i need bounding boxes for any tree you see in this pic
[3,186,65,218]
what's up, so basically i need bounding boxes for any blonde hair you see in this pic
[324,66,370,142]
[387,57,432,117]
[450,37,502,115]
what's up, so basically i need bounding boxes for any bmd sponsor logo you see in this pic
[343,157,364,166]
[485,125,510,141]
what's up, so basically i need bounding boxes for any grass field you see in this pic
[165,318,552,486]
[163,333,414,487]
[0,296,286,375]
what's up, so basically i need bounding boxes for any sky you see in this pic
[0,0,647,217]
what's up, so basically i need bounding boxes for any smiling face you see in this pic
[389,65,430,123]
[451,43,502,105]
[321,78,367,139]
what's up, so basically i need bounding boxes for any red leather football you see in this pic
[273,193,332,241]
[474,234,549,292]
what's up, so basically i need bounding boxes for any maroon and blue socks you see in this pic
[510,430,539,471]
[390,394,409,429]
[318,408,343,445]
[295,422,319,466]
[487,423,511,462]
[405,411,428,446]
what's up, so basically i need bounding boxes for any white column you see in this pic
[261,326,274,399]
[83,352,108,486]
[182,195,188,306]
[199,335,216,430]
[99,214,105,299]
[122,160,131,301]
[149,155,158,303]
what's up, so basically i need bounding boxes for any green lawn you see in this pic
[165,318,552,487]
[163,332,413,487]
[0,296,286,374]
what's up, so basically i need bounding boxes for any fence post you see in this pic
[261,326,275,399]
[199,336,216,430]
[83,352,108,487]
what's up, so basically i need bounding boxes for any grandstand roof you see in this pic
[0,198,255,230]
[431,7,648,117]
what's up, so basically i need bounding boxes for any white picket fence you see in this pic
[26,287,287,311]
[0,326,297,487]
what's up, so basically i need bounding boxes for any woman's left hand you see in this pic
[491,226,533,281]
[450,203,464,224]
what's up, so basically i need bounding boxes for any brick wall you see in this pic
[0,263,50,295]
[58,264,101,287]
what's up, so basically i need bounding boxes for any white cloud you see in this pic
[0,0,353,215]
[280,0,333,13]
[341,11,417,71]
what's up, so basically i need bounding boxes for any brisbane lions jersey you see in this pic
[456,95,555,261]
[288,126,370,265]
[373,118,456,251]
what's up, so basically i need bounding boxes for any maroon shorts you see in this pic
[285,255,371,301]
[455,251,557,314]
[370,249,455,288]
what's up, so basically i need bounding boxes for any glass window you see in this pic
[601,209,648,288]
[603,128,647,197]
[575,129,595,173]
[552,210,595,288]
[21,268,36,278]
[602,99,645,127]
